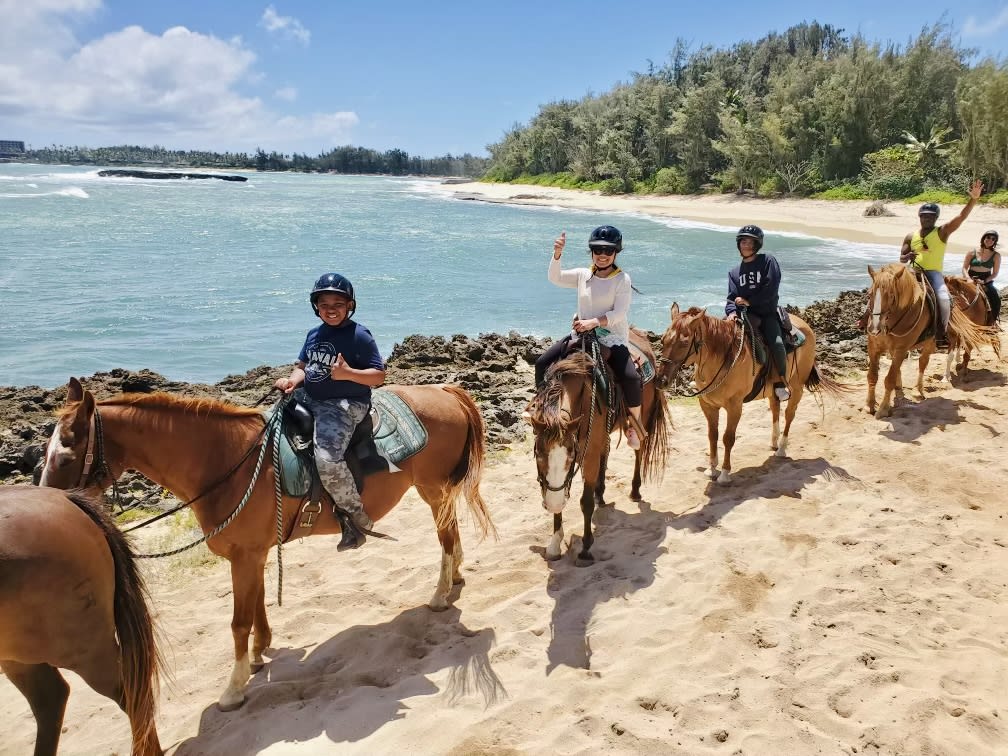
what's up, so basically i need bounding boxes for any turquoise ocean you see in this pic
[1,164,896,388]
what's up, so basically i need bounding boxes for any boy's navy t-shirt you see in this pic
[298,320,385,401]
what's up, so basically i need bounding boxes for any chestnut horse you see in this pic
[40,378,493,712]
[525,329,670,565]
[944,275,1002,381]
[658,304,841,484]
[0,485,163,756]
[865,264,993,417]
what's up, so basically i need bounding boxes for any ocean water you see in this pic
[1,164,897,388]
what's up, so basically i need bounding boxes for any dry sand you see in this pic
[436,181,1008,255]
[2,338,1006,755]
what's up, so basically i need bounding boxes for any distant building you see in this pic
[0,140,26,158]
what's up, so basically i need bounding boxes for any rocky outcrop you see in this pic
[98,169,247,182]
[10,286,986,508]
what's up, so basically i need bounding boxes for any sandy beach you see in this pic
[2,337,1006,755]
[435,181,1008,255]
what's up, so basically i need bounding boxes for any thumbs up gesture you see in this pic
[330,353,352,380]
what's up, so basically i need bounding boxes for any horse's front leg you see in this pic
[718,401,743,484]
[962,346,972,376]
[630,448,643,502]
[700,400,720,479]
[865,341,880,414]
[877,349,907,418]
[250,575,272,672]
[546,512,564,561]
[219,553,265,711]
[575,480,596,567]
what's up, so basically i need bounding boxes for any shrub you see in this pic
[813,183,871,200]
[757,176,782,196]
[598,177,627,195]
[903,189,969,205]
[653,166,690,195]
[983,189,1008,208]
[867,175,924,199]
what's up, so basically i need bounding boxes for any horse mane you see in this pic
[526,351,593,436]
[96,392,264,418]
[672,306,738,355]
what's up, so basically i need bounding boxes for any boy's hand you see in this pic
[274,377,295,394]
[330,353,352,380]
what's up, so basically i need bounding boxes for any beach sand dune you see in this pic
[1,342,1006,755]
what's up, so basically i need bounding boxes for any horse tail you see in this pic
[804,363,851,400]
[950,308,1001,357]
[66,490,165,751]
[441,385,497,540]
[640,383,672,484]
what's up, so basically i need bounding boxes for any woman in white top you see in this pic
[534,225,643,449]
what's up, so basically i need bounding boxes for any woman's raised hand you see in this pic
[553,231,566,259]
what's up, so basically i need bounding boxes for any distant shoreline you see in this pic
[432,181,1008,255]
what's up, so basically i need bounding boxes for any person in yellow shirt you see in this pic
[897,179,984,349]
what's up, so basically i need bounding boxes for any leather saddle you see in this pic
[740,308,806,403]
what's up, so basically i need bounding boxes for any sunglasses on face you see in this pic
[590,248,616,255]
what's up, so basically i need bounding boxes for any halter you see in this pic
[77,408,118,502]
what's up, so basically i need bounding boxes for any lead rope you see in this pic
[135,405,283,559]
[272,417,284,607]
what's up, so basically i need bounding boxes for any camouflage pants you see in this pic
[297,392,369,515]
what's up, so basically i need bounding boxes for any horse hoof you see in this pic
[629,491,643,502]
[217,693,246,712]
[575,555,595,568]
[250,661,265,674]
[452,575,465,586]
[428,596,450,612]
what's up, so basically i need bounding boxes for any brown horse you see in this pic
[944,275,1002,380]
[658,304,841,484]
[525,328,670,565]
[0,485,163,756]
[865,264,993,417]
[39,377,494,712]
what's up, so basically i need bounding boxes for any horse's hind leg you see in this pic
[576,481,596,567]
[777,383,804,458]
[1,660,69,756]
[770,396,781,451]
[416,483,457,611]
[630,449,643,502]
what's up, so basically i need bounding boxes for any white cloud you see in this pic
[259,5,310,45]
[963,6,1008,37]
[0,4,356,152]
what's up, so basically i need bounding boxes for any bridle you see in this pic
[869,269,928,338]
[76,407,119,502]
[535,338,614,498]
[658,318,745,397]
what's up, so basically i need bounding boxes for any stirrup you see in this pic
[774,384,791,402]
[334,507,368,551]
[626,427,641,450]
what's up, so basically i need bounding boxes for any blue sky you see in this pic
[2,1,1006,157]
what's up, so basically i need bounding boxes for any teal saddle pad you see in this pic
[277,388,429,499]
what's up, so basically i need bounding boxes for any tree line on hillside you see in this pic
[485,22,1008,202]
[22,144,490,178]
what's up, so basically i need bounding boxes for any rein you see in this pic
[662,315,746,397]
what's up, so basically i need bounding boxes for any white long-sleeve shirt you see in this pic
[548,256,632,347]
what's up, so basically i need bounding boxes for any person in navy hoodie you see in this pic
[274,273,386,549]
[724,225,791,402]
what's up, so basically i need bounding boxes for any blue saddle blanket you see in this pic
[277,388,428,499]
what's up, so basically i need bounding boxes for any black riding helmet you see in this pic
[310,273,356,317]
[588,225,623,252]
[918,202,940,217]
[982,229,999,247]
[736,225,764,253]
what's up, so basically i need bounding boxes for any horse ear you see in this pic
[66,377,83,404]
[867,265,876,280]
[69,392,95,439]
[670,302,680,319]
